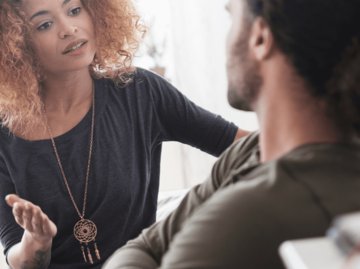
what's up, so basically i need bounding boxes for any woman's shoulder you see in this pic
[0,126,13,148]
[0,128,11,173]
[133,67,168,83]
[131,68,172,94]
[98,67,165,85]
[96,67,175,100]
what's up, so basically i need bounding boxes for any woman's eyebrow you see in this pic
[30,10,49,21]
[62,0,72,7]
[29,0,73,21]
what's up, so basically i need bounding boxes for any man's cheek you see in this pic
[227,23,241,56]
[226,26,235,58]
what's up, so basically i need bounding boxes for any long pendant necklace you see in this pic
[42,81,100,264]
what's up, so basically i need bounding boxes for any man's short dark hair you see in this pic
[245,0,360,134]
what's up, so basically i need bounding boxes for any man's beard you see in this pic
[227,26,263,112]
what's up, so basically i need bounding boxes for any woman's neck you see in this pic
[14,68,94,141]
[42,68,93,115]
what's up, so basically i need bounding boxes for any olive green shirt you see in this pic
[103,132,360,269]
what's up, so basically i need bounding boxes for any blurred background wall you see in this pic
[133,0,258,191]
[0,245,5,268]
[0,0,258,266]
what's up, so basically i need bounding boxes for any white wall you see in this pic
[134,0,259,191]
[0,245,6,268]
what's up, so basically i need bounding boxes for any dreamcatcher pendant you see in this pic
[74,219,101,264]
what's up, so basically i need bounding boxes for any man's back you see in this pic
[104,133,360,268]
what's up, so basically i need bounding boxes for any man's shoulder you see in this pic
[211,131,260,187]
[185,163,330,263]
[224,131,260,157]
[172,165,329,268]
[171,142,360,268]
[205,145,334,236]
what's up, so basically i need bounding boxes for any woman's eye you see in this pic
[69,7,81,16]
[37,22,52,31]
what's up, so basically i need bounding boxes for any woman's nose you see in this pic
[58,19,78,39]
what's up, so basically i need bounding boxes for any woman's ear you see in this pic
[248,17,274,61]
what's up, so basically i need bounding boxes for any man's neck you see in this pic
[254,72,343,164]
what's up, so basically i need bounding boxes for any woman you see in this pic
[0,0,248,268]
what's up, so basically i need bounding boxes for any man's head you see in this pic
[226,0,360,133]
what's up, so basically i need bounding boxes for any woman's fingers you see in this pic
[42,215,57,237]
[5,194,18,207]
[13,202,24,217]
[32,206,44,235]
[8,196,39,232]
[13,202,25,227]
[6,195,57,238]
[23,203,34,232]
[6,194,25,207]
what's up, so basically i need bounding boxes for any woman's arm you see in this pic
[234,128,251,142]
[5,195,57,269]
[139,69,240,157]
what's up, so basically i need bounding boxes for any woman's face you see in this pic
[21,0,96,75]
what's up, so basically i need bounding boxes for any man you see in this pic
[103,0,360,268]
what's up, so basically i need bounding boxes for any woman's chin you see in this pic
[43,58,95,75]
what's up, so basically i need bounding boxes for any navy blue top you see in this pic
[0,68,238,268]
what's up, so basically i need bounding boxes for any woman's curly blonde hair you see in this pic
[0,0,146,136]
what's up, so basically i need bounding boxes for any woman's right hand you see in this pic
[5,194,57,246]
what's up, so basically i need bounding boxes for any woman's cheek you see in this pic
[36,44,58,69]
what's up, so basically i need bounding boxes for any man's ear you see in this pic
[248,17,274,61]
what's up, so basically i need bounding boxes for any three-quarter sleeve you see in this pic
[0,162,23,263]
[140,70,238,157]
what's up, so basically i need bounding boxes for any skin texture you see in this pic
[226,0,343,163]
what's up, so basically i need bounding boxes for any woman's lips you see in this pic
[63,41,88,56]
[62,38,89,54]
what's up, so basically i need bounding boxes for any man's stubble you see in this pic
[227,19,263,112]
